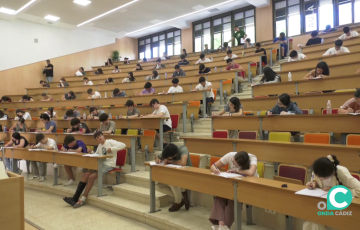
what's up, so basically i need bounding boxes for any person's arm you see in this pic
[338,108,354,114]
[290,104,303,115]
[9,123,17,132]
[61,95,66,100]
[210,159,226,174]
[231,108,243,116]
[146,112,164,118]
[24,125,28,133]
[43,124,55,133]
[303,70,315,79]
[155,153,163,164]
[267,105,278,115]
[93,93,101,99]
[14,139,25,148]
[323,48,332,56]
[212,109,226,116]
[343,47,350,53]
[338,167,360,197]
[102,122,116,134]
[106,140,126,154]
[53,113,58,119]
[235,164,257,176]
[170,154,188,166]
[268,75,281,83]
[5,140,14,147]
[195,59,200,65]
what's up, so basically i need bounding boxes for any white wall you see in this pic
[0,19,116,71]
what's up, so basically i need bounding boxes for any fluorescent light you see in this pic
[126,0,235,35]
[77,0,138,27]
[73,0,91,6]
[14,0,37,15]
[0,7,16,15]
[44,15,60,21]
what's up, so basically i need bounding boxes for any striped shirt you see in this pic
[340,98,360,113]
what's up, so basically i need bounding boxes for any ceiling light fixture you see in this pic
[77,0,138,27]
[73,0,91,6]
[44,15,60,21]
[126,0,235,35]
[13,0,37,15]
[0,7,16,15]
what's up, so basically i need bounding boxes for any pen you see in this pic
[213,163,219,171]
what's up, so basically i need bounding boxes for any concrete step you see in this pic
[180,132,212,138]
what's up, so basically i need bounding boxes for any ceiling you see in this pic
[0,0,270,38]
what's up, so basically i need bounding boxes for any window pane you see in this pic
[203,28,210,35]
[174,30,181,36]
[276,20,286,36]
[139,52,144,59]
[275,1,286,9]
[214,18,222,26]
[195,37,202,52]
[145,44,151,58]
[355,0,360,23]
[159,40,165,55]
[174,43,181,55]
[234,12,243,20]
[223,28,232,47]
[167,32,173,38]
[203,21,210,28]
[245,9,254,17]
[174,36,181,43]
[338,1,352,26]
[305,1,318,32]
[195,24,202,31]
[139,40,145,45]
[146,38,150,44]
[223,16,231,23]
[152,36,158,42]
[203,33,211,49]
[152,47,158,58]
[288,0,300,6]
[288,5,301,36]
[319,1,333,30]
[214,33,222,49]
[159,34,165,40]
[245,17,255,43]
[167,45,173,56]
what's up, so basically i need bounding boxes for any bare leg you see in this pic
[81,171,92,183]
[219,221,226,226]
[155,132,165,143]
[83,172,98,197]
[281,46,284,58]
[64,165,75,181]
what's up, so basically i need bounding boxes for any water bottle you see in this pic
[105,92,107,98]
[288,72,292,81]
[327,100,332,115]
[4,126,7,133]
[79,123,83,134]
[165,72,167,78]
[83,113,86,119]
[211,57,213,62]
[109,113,112,119]
[215,67,217,73]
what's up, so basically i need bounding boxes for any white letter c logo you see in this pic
[329,187,348,208]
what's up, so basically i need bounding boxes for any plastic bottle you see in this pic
[327,100,332,115]
[4,126,7,133]
[83,113,86,119]
[105,92,107,98]
[79,123,83,134]
[211,57,213,62]
[215,67,217,73]
[165,72,167,78]
[109,113,112,119]
[288,72,292,81]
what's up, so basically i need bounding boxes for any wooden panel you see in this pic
[253,81,297,96]
[184,138,234,156]
[302,37,360,53]
[305,43,360,59]
[256,2,273,42]
[12,148,54,163]
[213,116,260,131]
[54,153,98,170]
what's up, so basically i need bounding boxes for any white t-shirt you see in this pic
[152,105,172,128]
[287,53,306,62]
[323,46,350,56]
[0,114,8,120]
[91,91,102,98]
[224,54,238,60]
[168,85,184,93]
[160,56,167,60]
[15,112,31,121]
[94,139,126,169]
[338,31,359,40]
[196,81,215,98]
[35,138,58,150]
[85,81,93,85]
[195,58,211,64]
[45,111,57,118]
[220,152,259,177]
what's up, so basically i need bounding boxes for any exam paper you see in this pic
[83,154,99,157]
[295,188,327,197]
[213,172,241,178]
[59,151,78,154]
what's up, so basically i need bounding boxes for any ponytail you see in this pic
[313,155,342,185]
[327,155,342,185]
[48,107,54,119]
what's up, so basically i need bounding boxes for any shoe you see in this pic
[168,201,184,212]
[53,164,58,168]
[73,200,85,209]
[39,176,45,182]
[64,179,75,186]
[211,226,219,230]
[219,226,229,230]
[18,169,23,175]
[182,191,190,210]
[63,197,76,206]
[29,176,39,180]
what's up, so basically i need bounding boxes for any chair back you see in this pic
[212,89,217,101]
[351,173,360,181]
[213,131,228,138]
[57,144,63,150]
[190,154,200,168]
[210,156,229,171]
[269,132,291,142]
[116,149,127,167]
[304,133,330,144]
[56,129,64,133]
[238,131,257,140]
[127,129,138,135]
[143,130,156,140]
[259,110,267,115]
[278,164,307,185]
[347,135,360,146]
[86,146,94,152]
[115,129,122,135]
[170,114,179,130]
[257,162,265,178]
[301,109,309,115]
[322,109,338,114]
[31,117,39,121]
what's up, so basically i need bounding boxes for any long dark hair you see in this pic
[182,49,187,56]
[313,155,342,185]
[261,67,279,82]
[199,64,206,72]
[136,63,143,70]
[315,62,330,77]
[229,97,241,112]
[278,93,291,106]
[234,151,250,170]
[108,58,113,65]
[48,107,54,119]
[97,68,103,74]
[128,72,135,81]
[12,132,21,140]
[152,70,158,79]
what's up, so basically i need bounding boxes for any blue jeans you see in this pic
[5,158,20,174]
[46,76,53,82]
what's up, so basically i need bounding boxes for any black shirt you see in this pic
[15,136,29,148]
[45,64,53,77]
[43,83,50,88]
[306,37,323,46]
[71,122,90,133]
[198,67,211,74]
[64,94,76,100]
[255,48,267,65]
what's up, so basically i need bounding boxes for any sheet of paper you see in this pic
[348,113,360,115]
[83,133,95,135]
[59,151,78,154]
[213,172,241,178]
[320,193,328,199]
[0,162,9,180]
[4,147,13,149]
[295,188,327,197]
[164,164,182,168]
[309,77,323,80]
[83,154,99,157]
[28,149,46,151]
[280,112,295,115]
[149,161,165,166]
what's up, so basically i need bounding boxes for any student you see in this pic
[0,96,12,102]
[69,118,91,133]
[167,78,184,94]
[15,109,32,120]
[93,68,103,75]
[99,113,116,134]
[288,50,307,62]
[9,118,27,132]
[63,131,126,208]
[107,58,113,66]
[44,60,54,83]
[243,38,253,49]
[122,72,136,83]
[88,107,106,120]
[45,107,57,119]
[0,110,8,120]
[150,59,165,70]
[213,97,243,116]
[197,64,211,75]
[254,43,267,65]
[39,113,57,133]
[338,89,360,114]
[87,88,102,99]
[133,63,143,71]
[61,91,76,100]
[4,132,29,174]
[120,100,140,134]
[63,109,81,120]
[138,58,147,63]
[83,77,93,85]
[210,151,258,230]
[305,31,324,46]
[303,62,330,79]
[223,50,238,60]
[123,57,130,64]
[40,80,50,88]
[338,26,359,40]
[323,40,350,56]
[29,133,58,182]
[323,24,337,33]
[182,49,188,57]
[41,93,53,102]
[75,67,86,76]
[259,67,281,84]
[225,59,244,71]
[112,88,127,98]
[229,26,247,46]
[303,155,360,230]
[195,54,211,64]
[178,54,189,66]
[145,70,160,81]
[104,77,114,84]
[273,32,288,58]
[139,82,155,96]
[267,93,303,115]
[142,99,172,144]
[160,52,170,60]
[57,78,69,87]
[155,144,192,212]
[61,135,88,186]
[19,95,34,102]
[203,44,215,54]
[218,42,231,52]
[111,65,120,74]
[193,77,215,116]
[172,65,186,77]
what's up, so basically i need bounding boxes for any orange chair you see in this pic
[222,79,232,96]
[31,117,39,121]
[210,156,229,171]
[346,135,360,146]
[188,101,200,132]
[143,130,156,160]
[190,154,200,168]
[108,149,127,185]
[56,129,64,133]
[168,114,179,143]
[304,133,330,144]
[213,131,228,138]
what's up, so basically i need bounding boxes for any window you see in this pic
[193,22,211,52]
[318,0,333,30]
[304,0,318,32]
[355,0,360,23]
[244,9,255,43]
[275,0,301,37]
[338,0,352,25]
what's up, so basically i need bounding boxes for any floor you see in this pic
[24,188,157,230]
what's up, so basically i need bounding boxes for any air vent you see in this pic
[34,38,38,43]
[208,8,220,13]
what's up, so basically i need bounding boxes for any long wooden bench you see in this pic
[301,36,360,53]
[300,42,360,59]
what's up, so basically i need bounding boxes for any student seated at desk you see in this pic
[112,65,120,74]
[83,77,93,86]
[259,67,281,84]
[119,100,140,135]
[145,70,160,81]
[9,118,27,132]
[61,135,88,186]
[107,58,113,66]
[61,91,76,100]
[193,76,214,117]
[15,109,32,120]
[68,118,91,134]
[40,80,50,88]
[197,64,211,75]
[203,44,215,54]
[138,58,147,63]
[303,155,360,230]
[322,24,337,33]
[139,82,155,96]
[4,132,29,174]
[29,133,58,182]
[273,32,288,58]
[0,110,8,120]
[160,52,170,60]
[75,67,86,76]
[288,50,307,62]
[41,93,53,102]
[57,78,69,87]
[44,107,57,119]
[155,144,192,212]
[172,65,186,77]
[213,97,243,117]
[122,72,136,83]
[303,62,330,79]
[182,49,188,57]
[338,26,359,40]
[195,54,211,65]
[323,40,350,56]
[87,107,105,120]
[243,38,253,49]
[225,59,244,71]
[64,109,81,120]
[338,89,360,114]
[218,42,232,52]
[247,43,268,66]
[19,95,34,102]
[267,93,303,115]
[99,113,116,134]
[305,31,324,46]
[133,64,143,71]
[104,77,114,84]
[178,54,189,66]
[0,96,12,102]
[93,68,103,75]
[223,50,238,60]
[112,88,127,98]
[124,57,130,64]
[63,131,126,208]
[150,59,165,70]
[167,78,183,94]
[39,113,57,133]
[210,151,258,230]
[87,88,101,99]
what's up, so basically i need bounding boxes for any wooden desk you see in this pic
[301,43,360,60]
[301,36,360,53]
